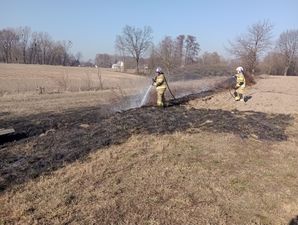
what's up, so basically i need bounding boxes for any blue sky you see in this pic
[1,0,297,60]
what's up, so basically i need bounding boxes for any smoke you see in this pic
[110,78,153,112]
[111,74,230,112]
[168,76,229,99]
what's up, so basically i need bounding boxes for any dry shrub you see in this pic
[54,70,70,92]
[244,72,256,85]
[110,85,130,109]
[172,64,232,79]
[84,70,93,91]
[96,67,104,90]
[0,90,7,97]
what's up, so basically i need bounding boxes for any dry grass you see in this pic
[0,63,231,117]
[0,66,298,225]
[1,129,298,224]
[0,63,147,94]
[0,88,141,119]
[0,63,151,117]
[188,75,298,115]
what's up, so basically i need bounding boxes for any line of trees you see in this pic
[0,26,80,66]
[228,20,298,76]
[150,34,200,74]
[2,23,296,76]
[114,25,200,74]
[112,22,298,76]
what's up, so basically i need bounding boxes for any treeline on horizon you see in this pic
[1,22,298,76]
[0,26,81,67]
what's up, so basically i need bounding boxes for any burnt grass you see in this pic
[0,91,293,192]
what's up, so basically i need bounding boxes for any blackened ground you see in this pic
[0,89,293,192]
[289,216,298,225]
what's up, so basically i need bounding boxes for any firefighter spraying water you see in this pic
[152,67,167,107]
[140,67,175,107]
[152,67,175,107]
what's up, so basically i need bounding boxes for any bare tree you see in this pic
[115,25,153,74]
[147,46,158,73]
[95,53,112,68]
[75,52,82,62]
[17,26,31,63]
[39,32,52,64]
[277,29,298,76]
[185,35,200,65]
[201,51,221,65]
[97,67,103,90]
[175,35,185,67]
[49,41,71,65]
[62,40,72,66]
[261,51,284,75]
[155,36,179,74]
[44,40,67,65]
[115,36,126,66]
[0,26,76,66]
[0,28,19,63]
[228,20,273,74]
[29,31,40,64]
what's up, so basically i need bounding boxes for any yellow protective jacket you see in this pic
[235,72,246,88]
[153,73,167,89]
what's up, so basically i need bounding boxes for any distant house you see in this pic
[112,61,124,72]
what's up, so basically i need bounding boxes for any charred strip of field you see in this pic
[0,105,112,145]
[0,96,293,192]
[0,90,215,146]
[167,90,214,106]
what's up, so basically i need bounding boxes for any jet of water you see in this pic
[140,85,153,107]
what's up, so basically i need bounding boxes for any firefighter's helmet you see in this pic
[236,66,244,73]
[155,67,163,74]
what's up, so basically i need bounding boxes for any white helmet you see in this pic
[236,66,244,73]
[155,67,163,73]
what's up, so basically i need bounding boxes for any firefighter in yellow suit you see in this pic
[153,67,167,107]
[234,66,246,101]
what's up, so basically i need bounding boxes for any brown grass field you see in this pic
[0,63,148,93]
[0,64,298,225]
[0,63,228,116]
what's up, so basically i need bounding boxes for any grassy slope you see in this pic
[0,74,298,224]
[1,131,297,225]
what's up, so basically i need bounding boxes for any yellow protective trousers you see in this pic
[156,87,166,107]
[235,85,245,101]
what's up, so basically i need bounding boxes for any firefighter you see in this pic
[234,66,246,101]
[152,67,167,107]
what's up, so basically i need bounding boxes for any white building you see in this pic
[112,61,124,72]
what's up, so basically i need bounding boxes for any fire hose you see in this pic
[229,86,236,99]
[228,75,237,99]
[164,76,176,99]
[152,75,176,99]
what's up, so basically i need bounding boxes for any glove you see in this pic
[152,77,157,86]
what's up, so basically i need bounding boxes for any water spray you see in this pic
[140,85,153,107]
